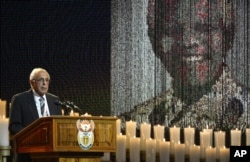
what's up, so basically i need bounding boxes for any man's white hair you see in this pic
[29,68,50,80]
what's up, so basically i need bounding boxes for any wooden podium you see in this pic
[13,116,117,162]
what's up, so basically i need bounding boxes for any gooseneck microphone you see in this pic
[65,101,82,113]
[55,100,82,115]
[54,100,72,116]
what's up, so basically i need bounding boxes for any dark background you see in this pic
[1,0,111,116]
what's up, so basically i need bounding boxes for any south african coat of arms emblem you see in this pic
[76,119,95,150]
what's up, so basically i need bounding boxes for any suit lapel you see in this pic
[27,90,39,119]
[46,94,55,115]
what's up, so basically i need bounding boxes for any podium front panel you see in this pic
[54,116,117,152]
[14,116,117,153]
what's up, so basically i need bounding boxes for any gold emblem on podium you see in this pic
[76,119,95,150]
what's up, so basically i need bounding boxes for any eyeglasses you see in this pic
[33,78,50,84]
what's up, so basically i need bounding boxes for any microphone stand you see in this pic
[65,101,83,115]
[55,100,73,116]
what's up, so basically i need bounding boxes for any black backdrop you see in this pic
[1,0,111,116]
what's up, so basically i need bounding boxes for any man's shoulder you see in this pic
[11,90,33,104]
[46,93,59,99]
[12,89,32,98]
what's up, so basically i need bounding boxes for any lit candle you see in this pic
[184,126,194,155]
[246,128,250,146]
[116,119,121,135]
[214,131,225,147]
[0,100,7,118]
[140,122,151,151]
[200,131,211,159]
[214,131,225,159]
[174,142,185,162]
[189,145,200,162]
[155,139,161,153]
[116,133,126,162]
[140,122,151,138]
[205,147,216,162]
[154,124,165,140]
[0,116,9,146]
[219,146,229,162]
[170,141,175,155]
[159,139,170,162]
[170,125,180,143]
[184,126,195,145]
[146,138,156,162]
[203,127,213,146]
[231,129,241,146]
[200,131,211,147]
[154,124,165,152]
[130,136,140,162]
[126,120,136,148]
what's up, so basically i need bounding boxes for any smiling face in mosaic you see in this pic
[147,0,234,104]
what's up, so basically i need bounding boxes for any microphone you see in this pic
[55,100,73,115]
[55,100,71,109]
[55,100,66,107]
[65,101,82,113]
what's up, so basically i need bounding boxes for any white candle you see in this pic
[200,145,206,159]
[170,125,180,143]
[141,122,151,138]
[214,131,225,147]
[200,131,211,159]
[116,119,121,135]
[126,120,136,137]
[184,126,195,145]
[154,124,165,152]
[203,127,213,146]
[126,120,136,148]
[130,137,140,162]
[174,142,185,162]
[205,147,216,162]
[170,141,175,155]
[246,128,250,146]
[146,138,156,162]
[214,131,225,158]
[140,122,151,151]
[0,117,9,146]
[184,126,194,155]
[116,133,126,162]
[0,100,7,118]
[159,139,170,162]
[155,139,161,153]
[231,129,241,146]
[219,147,229,162]
[200,131,211,147]
[153,124,165,140]
[189,145,200,162]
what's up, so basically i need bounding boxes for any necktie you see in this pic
[39,97,45,116]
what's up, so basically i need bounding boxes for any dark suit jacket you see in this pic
[8,89,62,135]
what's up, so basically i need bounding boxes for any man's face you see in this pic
[147,0,234,104]
[163,21,223,86]
[31,71,50,96]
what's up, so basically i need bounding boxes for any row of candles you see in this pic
[0,99,9,146]
[116,119,250,162]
